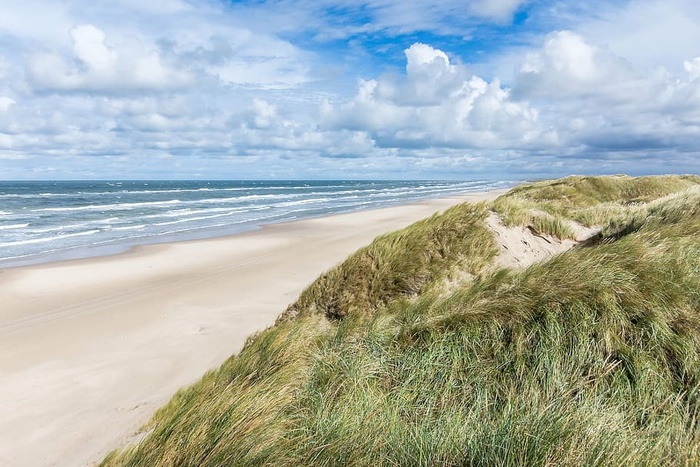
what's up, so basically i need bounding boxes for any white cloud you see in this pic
[470,0,528,21]
[0,1,75,47]
[511,29,700,156]
[0,97,15,112]
[324,43,541,150]
[250,99,277,129]
[365,0,528,29]
[116,0,191,14]
[355,43,468,108]
[229,0,529,42]
[214,56,309,89]
[0,56,8,81]
[575,0,700,73]
[27,24,193,93]
[515,30,632,98]
[399,43,466,105]
[683,58,700,80]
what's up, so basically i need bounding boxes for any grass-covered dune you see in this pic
[104,175,700,466]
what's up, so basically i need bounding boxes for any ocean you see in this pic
[0,180,514,267]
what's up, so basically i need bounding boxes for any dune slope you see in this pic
[104,175,700,467]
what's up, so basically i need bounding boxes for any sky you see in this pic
[0,0,699,180]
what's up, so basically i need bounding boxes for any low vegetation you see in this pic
[281,201,498,321]
[492,174,700,239]
[104,175,700,467]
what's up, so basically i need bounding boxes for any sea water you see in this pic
[0,180,514,267]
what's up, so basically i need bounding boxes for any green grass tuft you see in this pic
[494,174,700,233]
[281,201,498,321]
[492,195,577,239]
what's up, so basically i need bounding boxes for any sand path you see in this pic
[0,192,500,467]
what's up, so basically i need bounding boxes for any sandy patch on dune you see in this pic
[486,213,600,269]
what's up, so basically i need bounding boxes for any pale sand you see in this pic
[486,212,600,270]
[0,191,503,467]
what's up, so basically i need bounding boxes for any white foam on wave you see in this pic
[139,205,267,221]
[194,193,287,204]
[274,197,331,208]
[33,199,182,213]
[33,219,120,234]
[0,223,29,230]
[112,224,146,231]
[107,184,341,196]
[0,229,100,248]
[153,211,237,227]
[30,192,302,214]
[141,209,192,219]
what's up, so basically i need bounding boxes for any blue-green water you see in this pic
[0,180,514,267]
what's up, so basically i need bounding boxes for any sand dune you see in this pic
[0,192,502,467]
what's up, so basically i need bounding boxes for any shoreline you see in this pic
[0,189,505,467]
[0,186,514,270]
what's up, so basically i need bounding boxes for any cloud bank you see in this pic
[0,0,699,179]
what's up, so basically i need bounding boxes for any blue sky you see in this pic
[0,0,699,179]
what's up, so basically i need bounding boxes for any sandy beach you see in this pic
[0,191,502,467]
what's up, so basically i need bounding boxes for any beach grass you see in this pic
[103,174,700,466]
[280,201,499,321]
[494,174,700,231]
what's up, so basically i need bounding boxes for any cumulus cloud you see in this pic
[393,43,467,105]
[511,30,700,157]
[249,99,277,129]
[324,43,540,150]
[344,43,467,109]
[27,24,193,93]
[515,30,633,98]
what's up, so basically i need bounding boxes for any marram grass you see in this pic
[103,175,700,467]
[281,201,498,321]
[493,174,700,236]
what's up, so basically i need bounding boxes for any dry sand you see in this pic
[486,212,600,269]
[0,191,503,467]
